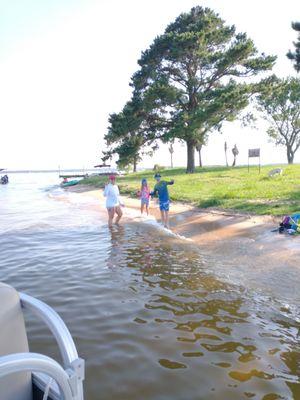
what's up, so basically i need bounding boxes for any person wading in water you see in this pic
[103,175,124,227]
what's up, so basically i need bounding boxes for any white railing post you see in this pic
[0,353,74,400]
[20,293,84,400]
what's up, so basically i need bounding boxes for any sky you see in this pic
[0,0,299,170]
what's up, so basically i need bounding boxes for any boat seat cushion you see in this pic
[0,283,32,400]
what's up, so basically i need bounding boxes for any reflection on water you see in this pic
[0,173,299,399]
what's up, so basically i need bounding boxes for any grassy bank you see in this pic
[81,164,300,215]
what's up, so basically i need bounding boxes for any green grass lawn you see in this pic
[81,164,300,216]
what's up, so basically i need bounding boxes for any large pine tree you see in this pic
[131,6,275,172]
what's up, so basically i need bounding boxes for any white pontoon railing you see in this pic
[0,292,85,400]
[0,353,74,400]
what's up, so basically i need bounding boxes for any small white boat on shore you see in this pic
[0,282,84,400]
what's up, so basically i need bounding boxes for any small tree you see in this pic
[101,147,115,165]
[256,77,300,164]
[105,97,146,172]
[224,141,228,166]
[195,134,208,168]
[232,144,239,167]
[195,143,203,168]
[287,22,300,72]
[168,142,174,168]
[114,138,142,172]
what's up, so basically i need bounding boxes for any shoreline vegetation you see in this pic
[79,164,300,217]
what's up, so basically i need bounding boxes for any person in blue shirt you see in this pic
[151,173,174,228]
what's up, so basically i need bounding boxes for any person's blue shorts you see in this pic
[141,198,149,206]
[159,201,170,211]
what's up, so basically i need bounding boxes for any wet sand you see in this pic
[67,185,300,273]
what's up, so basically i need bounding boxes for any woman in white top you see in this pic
[103,175,123,227]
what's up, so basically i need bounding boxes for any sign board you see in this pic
[248,148,260,158]
[248,148,261,173]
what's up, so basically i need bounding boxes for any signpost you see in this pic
[248,148,261,173]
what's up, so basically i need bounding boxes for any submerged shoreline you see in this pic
[66,184,300,292]
[65,183,287,243]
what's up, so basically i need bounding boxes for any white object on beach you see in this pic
[268,168,283,177]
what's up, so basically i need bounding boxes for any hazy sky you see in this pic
[0,0,299,170]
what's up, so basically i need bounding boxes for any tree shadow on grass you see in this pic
[198,198,224,208]
[195,196,299,216]
[288,189,300,201]
[224,201,299,215]
[122,166,239,180]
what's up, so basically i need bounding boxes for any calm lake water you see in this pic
[0,173,299,399]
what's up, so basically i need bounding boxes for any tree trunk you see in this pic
[232,156,236,167]
[186,141,195,173]
[171,152,173,168]
[287,147,294,164]
[133,156,137,172]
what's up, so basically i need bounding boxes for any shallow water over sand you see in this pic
[0,173,299,399]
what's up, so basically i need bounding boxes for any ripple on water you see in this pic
[0,177,299,399]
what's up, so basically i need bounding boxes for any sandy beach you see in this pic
[67,184,300,275]
[65,183,300,310]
